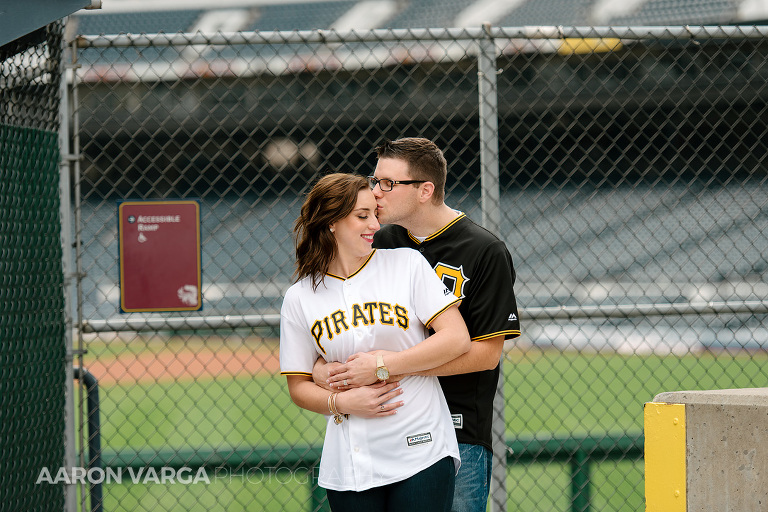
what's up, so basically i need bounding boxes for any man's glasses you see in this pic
[367,176,427,192]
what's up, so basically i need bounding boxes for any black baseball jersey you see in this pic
[373,213,521,450]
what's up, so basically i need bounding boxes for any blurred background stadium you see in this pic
[69,0,768,34]
[4,0,768,511]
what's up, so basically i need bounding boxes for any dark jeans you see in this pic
[325,456,456,512]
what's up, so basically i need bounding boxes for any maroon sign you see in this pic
[118,200,202,312]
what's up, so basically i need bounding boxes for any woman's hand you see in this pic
[334,381,403,418]
[328,351,395,389]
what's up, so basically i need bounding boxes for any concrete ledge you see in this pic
[647,387,768,512]
[654,387,768,407]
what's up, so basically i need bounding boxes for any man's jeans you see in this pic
[452,443,492,512]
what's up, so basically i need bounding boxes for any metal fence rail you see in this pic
[67,25,768,512]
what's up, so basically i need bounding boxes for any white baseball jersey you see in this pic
[280,247,461,491]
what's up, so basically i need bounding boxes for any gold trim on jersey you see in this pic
[425,298,461,328]
[280,371,313,377]
[326,250,377,281]
[471,330,521,342]
[407,213,466,244]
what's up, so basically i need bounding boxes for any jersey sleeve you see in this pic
[279,286,319,376]
[466,240,521,341]
[408,250,461,328]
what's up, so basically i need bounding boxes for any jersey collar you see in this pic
[407,212,465,245]
[326,250,376,281]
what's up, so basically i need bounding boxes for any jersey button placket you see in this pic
[343,281,356,328]
[350,429,372,490]
[354,436,374,487]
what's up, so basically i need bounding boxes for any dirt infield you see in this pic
[83,344,281,385]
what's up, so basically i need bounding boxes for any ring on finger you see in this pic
[343,379,348,386]
[380,405,385,411]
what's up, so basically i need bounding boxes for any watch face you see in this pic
[376,367,389,380]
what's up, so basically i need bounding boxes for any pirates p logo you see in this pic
[433,263,469,300]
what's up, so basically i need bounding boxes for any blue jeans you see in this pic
[452,443,492,512]
[326,456,455,512]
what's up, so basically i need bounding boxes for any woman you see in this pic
[279,173,471,511]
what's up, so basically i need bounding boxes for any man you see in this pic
[316,137,521,512]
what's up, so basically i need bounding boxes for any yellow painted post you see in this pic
[644,402,686,512]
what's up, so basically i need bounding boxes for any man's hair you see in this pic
[293,172,370,290]
[375,137,447,204]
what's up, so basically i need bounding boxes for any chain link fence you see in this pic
[1,21,66,511]
[68,25,768,512]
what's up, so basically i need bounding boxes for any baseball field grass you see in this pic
[81,338,768,511]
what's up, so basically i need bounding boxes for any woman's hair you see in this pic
[294,172,370,290]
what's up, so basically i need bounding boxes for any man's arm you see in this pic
[416,335,505,377]
[326,305,471,387]
[313,323,495,384]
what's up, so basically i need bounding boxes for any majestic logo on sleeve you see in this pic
[433,263,469,300]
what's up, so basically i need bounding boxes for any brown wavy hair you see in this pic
[294,173,370,290]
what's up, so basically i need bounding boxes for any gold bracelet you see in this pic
[329,392,348,424]
[329,393,338,415]
[336,395,349,422]
[330,393,342,424]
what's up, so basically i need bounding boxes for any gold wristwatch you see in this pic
[375,354,390,381]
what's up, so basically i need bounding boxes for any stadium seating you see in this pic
[71,0,761,36]
[497,0,595,27]
[75,9,204,35]
[384,0,476,29]
[248,1,357,31]
[610,0,738,26]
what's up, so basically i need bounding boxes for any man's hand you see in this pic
[328,351,397,389]
[312,357,344,391]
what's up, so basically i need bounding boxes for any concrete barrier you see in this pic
[645,387,768,512]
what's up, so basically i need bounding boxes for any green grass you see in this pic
[506,349,768,437]
[81,347,768,512]
[96,376,324,451]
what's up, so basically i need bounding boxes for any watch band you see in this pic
[375,354,389,381]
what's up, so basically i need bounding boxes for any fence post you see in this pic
[570,450,591,512]
[477,23,501,235]
[477,22,505,512]
[72,367,103,512]
[60,22,79,512]
[70,31,89,512]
